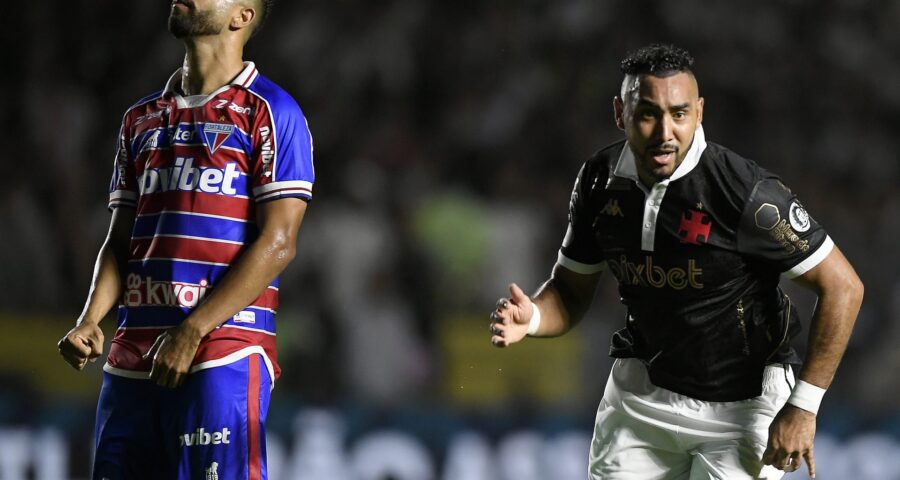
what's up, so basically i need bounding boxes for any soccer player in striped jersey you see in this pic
[57,1,310,478]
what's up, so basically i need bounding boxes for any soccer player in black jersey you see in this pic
[490,44,863,479]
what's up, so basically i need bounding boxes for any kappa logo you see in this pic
[203,123,235,155]
[600,198,624,217]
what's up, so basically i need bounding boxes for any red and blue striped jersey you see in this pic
[104,62,314,381]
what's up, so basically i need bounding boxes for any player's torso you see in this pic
[591,157,758,310]
[118,89,278,332]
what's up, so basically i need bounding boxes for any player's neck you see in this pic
[180,38,245,96]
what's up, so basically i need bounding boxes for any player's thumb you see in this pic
[508,283,531,307]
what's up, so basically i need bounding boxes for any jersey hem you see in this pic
[103,345,277,391]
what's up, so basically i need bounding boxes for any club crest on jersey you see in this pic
[678,209,712,245]
[203,123,235,155]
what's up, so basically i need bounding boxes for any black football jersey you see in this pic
[560,127,832,401]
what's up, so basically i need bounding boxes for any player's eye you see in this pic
[673,111,687,119]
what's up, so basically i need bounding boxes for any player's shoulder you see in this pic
[121,90,166,119]
[582,138,627,180]
[701,142,764,181]
[245,73,306,120]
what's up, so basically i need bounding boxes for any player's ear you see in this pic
[613,96,625,131]
[230,5,256,31]
[696,97,704,125]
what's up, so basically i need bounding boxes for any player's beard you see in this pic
[168,7,224,39]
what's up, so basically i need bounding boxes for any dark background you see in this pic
[1,1,897,478]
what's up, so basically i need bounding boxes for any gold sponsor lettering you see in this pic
[607,256,703,289]
[768,219,809,254]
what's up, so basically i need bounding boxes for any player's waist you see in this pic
[105,325,280,379]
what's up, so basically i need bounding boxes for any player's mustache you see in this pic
[648,143,678,154]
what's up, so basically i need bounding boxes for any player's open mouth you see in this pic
[650,150,676,166]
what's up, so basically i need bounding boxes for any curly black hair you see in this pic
[620,44,695,76]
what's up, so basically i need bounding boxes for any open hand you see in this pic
[490,283,533,347]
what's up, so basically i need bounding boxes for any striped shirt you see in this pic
[105,62,314,382]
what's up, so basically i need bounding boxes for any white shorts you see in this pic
[589,358,794,480]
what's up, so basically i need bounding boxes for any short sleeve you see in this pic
[738,175,832,279]
[250,100,315,203]
[557,163,605,274]
[108,122,138,210]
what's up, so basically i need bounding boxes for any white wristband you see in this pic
[526,301,542,336]
[787,380,826,415]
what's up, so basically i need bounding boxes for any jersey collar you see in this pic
[611,124,708,186]
[163,61,259,108]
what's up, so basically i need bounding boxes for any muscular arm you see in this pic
[147,198,308,387]
[791,246,864,388]
[763,245,863,476]
[491,264,601,346]
[58,207,136,370]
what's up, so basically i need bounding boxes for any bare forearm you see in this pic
[794,247,864,389]
[79,208,134,326]
[530,265,600,337]
[799,281,863,388]
[179,234,295,338]
[79,245,126,325]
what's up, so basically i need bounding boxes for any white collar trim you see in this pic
[163,61,259,108]
[612,124,708,185]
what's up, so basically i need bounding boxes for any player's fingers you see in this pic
[495,297,508,309]
[62,334,92,358]
[761,445,776,466]
[804,448,816,478]
[784,452,801,472]
[768,449,789,471]
[490,310,507,324]
[491,334,508,348]
[490,322,506,337]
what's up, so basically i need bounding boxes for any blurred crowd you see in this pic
[3,0,899,435]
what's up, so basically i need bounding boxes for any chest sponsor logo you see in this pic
[179,427,231,447]
[678,209,712,245]
[788,202,811,232]
[203,123,235,155]
[140,158,242,196]
[754,203,810,254]
[606,255,703,290]
[124,274,210,308]
[600,198,624,217]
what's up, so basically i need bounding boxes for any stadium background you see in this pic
[2,0,898,478]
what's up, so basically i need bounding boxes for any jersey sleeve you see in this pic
[557,162,605,274]
[737,174,832,279]
[250,99,315,203]
[108,121,138,210]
